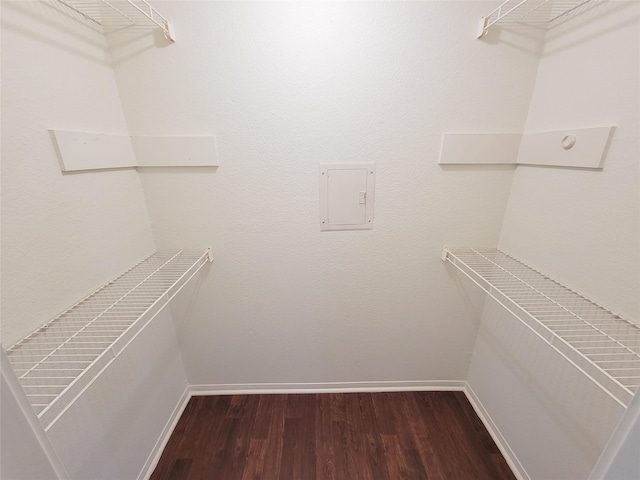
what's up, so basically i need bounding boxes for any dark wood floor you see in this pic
[151,392,516,480]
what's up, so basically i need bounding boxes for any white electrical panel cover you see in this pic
[319,163,376,231]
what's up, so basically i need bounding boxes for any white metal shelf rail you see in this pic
[6,249,212,430]
[477,0,595,38]
[56,0,175,41]
[442,247,640,407]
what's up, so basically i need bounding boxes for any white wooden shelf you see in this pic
[5,249,212,429]
[443,247,640,407]
[56,0,175,41]
[51,131,220,172]
[477,0,596,38]
[439,127,614,169]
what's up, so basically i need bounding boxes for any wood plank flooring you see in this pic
[151,392,516,480]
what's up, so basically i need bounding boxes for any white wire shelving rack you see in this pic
[5,249,212,430]
[443,247,640,408]
[477,0,596,38]
[55,0,175,41]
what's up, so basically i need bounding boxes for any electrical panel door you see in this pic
[319,164,376,231]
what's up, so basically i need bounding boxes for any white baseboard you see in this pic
[463,383,530,480]
[189,380,466,396]
[138,385,192,480]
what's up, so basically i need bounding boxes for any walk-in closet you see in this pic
[1,1,638,479]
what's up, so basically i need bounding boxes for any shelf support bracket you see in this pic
[477,17,489,38]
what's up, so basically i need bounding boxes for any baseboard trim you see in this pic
[138,385,192,480]
[463,383,530,480]
[189,380,466,396]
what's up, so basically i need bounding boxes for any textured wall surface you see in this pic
[1,2,187,479]
[108,1,542,386]
[6,2,636,479]
[590,389,640,480]
[1,359,61,479]
[468,300,626,479]
[469,3,639,478]
[105,2,539,384]
[45,310,188,480]
[0,0,156,346]
[499,1,640,322]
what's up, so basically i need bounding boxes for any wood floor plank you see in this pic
[261,394,286,478]
[400,393,445,480]
[166,459,192,480]
[250,395,273,440]
[151,392,516,480]
[358,394,391,480]
[395,393,429,480]
[279,418,302,480]
[328,394,350,479]
[213,395,260,480]
[315,393,336,480]
[299,394,318,480]
[200,417,237,479]
[370,392,398,435]
[240,439,267,480]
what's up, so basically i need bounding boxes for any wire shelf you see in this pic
[6,249,211,429]
[443,247,640,407]
[55,0,175,40]
[477,0,597,38]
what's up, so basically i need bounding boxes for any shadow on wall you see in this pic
[477,0,639,58]
[442,261,493,326]
[168,261,212,339]
[46,311,187,480]
[477,23,546,57]
[105,27,173,67]
[2,0,107,65]
[476,300,625,466]
[1,0,172,67]
[541,1,639,56]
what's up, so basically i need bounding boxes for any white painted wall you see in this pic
[468,2,640,479]
[1,3,188,479]
[1,351,66,480]
[45,310,188,480]
[0,377,60,480]
[468,300,626,479]
[590,389,640,480]
[499,0,640,322]
[109,1,542,387]
[0,0,156,346]
[6,2,634,478]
